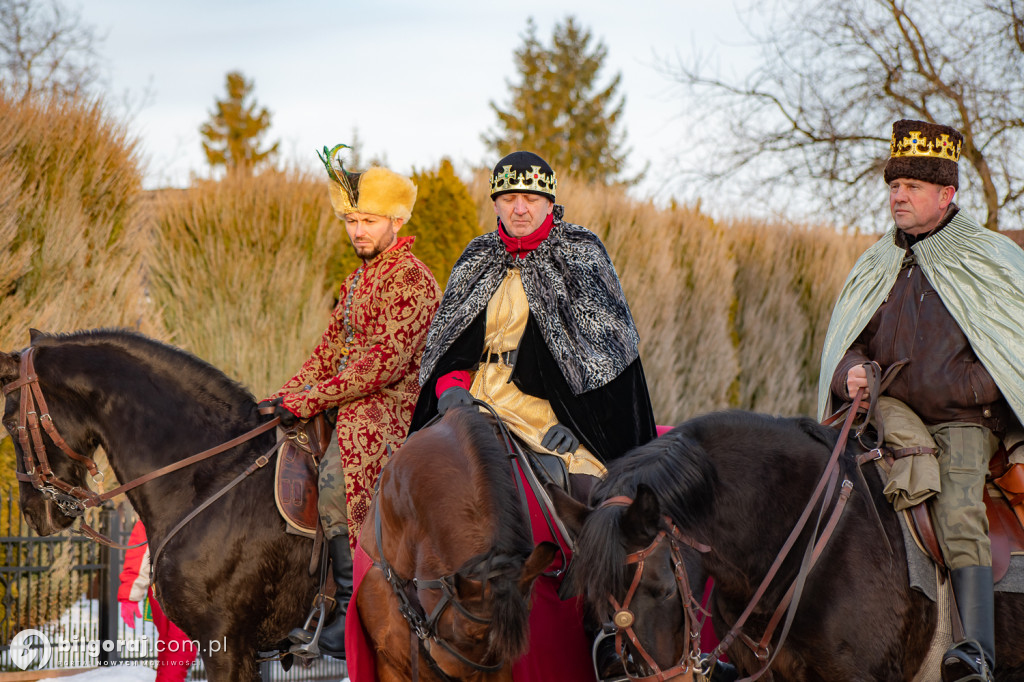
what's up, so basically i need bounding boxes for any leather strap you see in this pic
[151,432,287,573]
[479,349,518,366]
[890,446,937,458]
[712,389,864,680]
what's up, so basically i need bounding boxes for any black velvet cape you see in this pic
[411,310,657,463]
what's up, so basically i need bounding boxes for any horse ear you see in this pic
[621,484,662,541]
[519,541,559,593]
[546,484,590,538]
[28,328,45,343]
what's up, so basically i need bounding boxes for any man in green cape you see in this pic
[818,119,1024,682]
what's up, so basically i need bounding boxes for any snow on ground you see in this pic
[54,667,349,682]
[53,667,155,681]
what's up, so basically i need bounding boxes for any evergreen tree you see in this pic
[484,16,636,185]
[200,71,279,175]
[404,159,482,288]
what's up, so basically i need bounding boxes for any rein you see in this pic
[372,488,507,680]
[600,495,711,682]
[5,346,283,549]
[705,391,863,681]
[600,391,866,682]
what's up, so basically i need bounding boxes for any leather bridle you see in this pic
[373,494,509,681]
[598,391,867,682]
[600,495,711,682]
[3,345,283,549]
[5,346,106,515]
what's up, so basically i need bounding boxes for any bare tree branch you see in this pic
[0,0,104,102]
[663,0,1024,230]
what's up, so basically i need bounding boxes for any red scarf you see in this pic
[498,213,554,258]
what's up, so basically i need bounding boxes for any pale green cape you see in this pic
[817,211,1024,423]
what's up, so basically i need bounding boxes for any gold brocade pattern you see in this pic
[271,237,442,545]
[470,269,605,476]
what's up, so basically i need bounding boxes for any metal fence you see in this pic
[1,489,347,680]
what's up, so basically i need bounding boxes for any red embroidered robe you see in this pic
[270,236,441,541]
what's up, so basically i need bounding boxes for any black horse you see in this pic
[1,329,317,681]
[555,410,1024,681]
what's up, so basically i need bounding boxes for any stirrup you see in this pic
[592,631,628,682]
[287,598,330,658]
[942,639,994,682]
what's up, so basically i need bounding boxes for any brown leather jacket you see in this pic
[830,207,1015,434]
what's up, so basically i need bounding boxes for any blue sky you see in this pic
[83,1,755,202]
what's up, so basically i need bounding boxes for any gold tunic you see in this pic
[469,269,605,476]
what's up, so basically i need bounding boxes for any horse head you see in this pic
[551,426,719,680]
[1,340,99,536]
[553,483,703,681]
[422,541,558,678]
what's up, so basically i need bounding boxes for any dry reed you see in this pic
[0,91,155,352]
[148,170,344,397]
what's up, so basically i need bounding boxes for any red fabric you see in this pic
[512,461,596,681]
[498,214,554,259]
[117,522,149,602]
[436,370,472,398]
[699,577,724,659]
[117,521,197,682]
[149,591,198,682]
[346,542,376,682]
[346,466,596,682]
[656,424,673,437]
[267,236,441,544]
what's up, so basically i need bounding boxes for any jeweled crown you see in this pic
[890,130,961,162]
[489,164,557,199]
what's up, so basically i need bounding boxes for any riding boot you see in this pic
[289,536,354,658]
[942,565,995,682]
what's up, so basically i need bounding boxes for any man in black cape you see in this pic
[411,150,656,472]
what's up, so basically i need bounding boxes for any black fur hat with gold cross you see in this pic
[489,151,557,202]
[883,119,963,189]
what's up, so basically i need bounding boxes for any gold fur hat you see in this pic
[319,145,417,222]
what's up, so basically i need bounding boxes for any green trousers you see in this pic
[317,436,349,541]
[874,398,998,569]
[930,422,999,569]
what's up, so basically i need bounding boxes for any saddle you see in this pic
[902,446,1024,583]
[275,412,334,538]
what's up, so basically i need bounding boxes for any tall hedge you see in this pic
[405,158,485,288]
[0,91,153,351]
[148,170,342,398]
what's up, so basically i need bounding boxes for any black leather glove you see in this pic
[437,387,474,415]
[541,423,579,454]
[259,396,298,427]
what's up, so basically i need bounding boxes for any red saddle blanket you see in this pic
[346,460,595,682]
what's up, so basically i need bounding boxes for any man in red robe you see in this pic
[264,151,441,658]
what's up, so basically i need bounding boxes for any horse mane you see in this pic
[32,328,257,416]
[573,420,719,609]
[442,408,535,661]
[574,410,859,612]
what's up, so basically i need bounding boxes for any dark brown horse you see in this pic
[1,329,317,681]
[555,410,1024,681]
[352,406,558,681]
